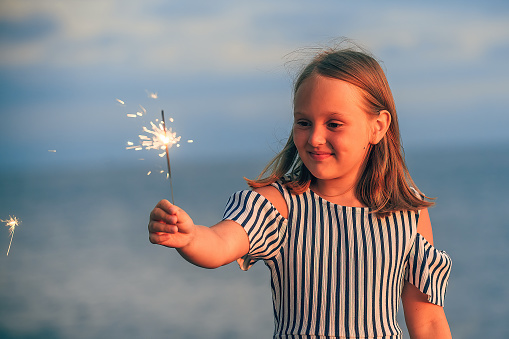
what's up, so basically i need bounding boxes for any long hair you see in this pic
[247,45,433,217]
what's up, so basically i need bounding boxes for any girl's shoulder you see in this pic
[253,183,289,219]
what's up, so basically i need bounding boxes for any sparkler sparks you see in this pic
[126,120,181,153]
[127,105,147,118]
[125,111,183,203]
[146,90,158,99]
[2,215,20,256]
[121,92,194,204]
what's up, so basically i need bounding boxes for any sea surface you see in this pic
[1,144,508,338]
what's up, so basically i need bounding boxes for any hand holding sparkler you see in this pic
[149,200,196,249]
[148,199,250,269]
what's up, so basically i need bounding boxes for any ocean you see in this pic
[0,144,508,338]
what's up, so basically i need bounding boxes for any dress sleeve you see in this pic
[405,233,452,306]
[222,190,287,271]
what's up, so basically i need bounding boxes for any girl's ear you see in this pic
[371,110,391,144]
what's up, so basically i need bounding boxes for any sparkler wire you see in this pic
[7,234,13,256]
[161,110,175,204]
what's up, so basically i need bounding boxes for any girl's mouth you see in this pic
[308,151,333,161]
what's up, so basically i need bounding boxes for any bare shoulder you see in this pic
[253,185,288,219]
[417,208,434,246]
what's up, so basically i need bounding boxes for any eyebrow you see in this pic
[293,111,345,117]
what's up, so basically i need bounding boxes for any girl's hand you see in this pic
[148,199,195,249]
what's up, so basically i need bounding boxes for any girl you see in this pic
[148,45,452,338]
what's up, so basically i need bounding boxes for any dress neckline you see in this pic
[307,188,371,211]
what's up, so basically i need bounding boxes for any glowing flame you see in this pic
[126,120,181,158]
[2,215,20,256]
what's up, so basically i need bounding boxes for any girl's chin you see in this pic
[307,169,336,181]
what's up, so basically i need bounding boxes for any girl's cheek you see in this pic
[293,129,307,144]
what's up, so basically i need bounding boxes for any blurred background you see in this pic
[0,0,508,338]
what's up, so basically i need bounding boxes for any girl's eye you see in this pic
[328,122,342,129]
[295,120,311,127]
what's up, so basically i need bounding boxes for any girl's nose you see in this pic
[308,127,326,146]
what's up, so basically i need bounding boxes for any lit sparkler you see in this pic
[126,111,182,203]
[161,110,174,204]
[126,119,181,152]
[122,93,193,204]
[2,215,20,256]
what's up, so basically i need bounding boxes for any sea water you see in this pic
[0,144,508,338]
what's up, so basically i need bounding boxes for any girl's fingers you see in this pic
[149,231,170,244]
[156,199,178,215]
[148,201,194,248]
[167,225,178,233]
[150,201,179,224]
[149,208,188,234]
[148,220,166,233]
[151,210,177,225]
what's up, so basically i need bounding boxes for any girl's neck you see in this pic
[311,179,365,207]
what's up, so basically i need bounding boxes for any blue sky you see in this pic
[1,0,508,169]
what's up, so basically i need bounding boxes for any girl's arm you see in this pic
[402,208,452,338]
[148,199,250,269]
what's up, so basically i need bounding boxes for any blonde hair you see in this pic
[247,45,433,218]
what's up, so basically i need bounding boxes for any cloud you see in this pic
[1,1,507,74]
[352,5,509,64]
[0,0,295,73]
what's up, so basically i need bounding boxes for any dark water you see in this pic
[0,145,508,338]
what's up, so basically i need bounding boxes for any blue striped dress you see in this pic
[222,181,451,338]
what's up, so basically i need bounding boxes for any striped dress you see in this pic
[222,181,451,339]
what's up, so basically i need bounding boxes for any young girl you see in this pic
[148,46,452,338]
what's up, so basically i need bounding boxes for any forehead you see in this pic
[294,74,366,114]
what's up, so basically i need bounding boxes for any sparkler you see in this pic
[161,110,174,204]
[2,215,20,256]
[122,93,193,204]
[125,111,183,204]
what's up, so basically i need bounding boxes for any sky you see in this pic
[1,0,508,170]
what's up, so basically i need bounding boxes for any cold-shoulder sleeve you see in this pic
[405,233,452,306]
[222,190,287,271]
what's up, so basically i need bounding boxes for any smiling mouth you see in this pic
[308,151,333,161]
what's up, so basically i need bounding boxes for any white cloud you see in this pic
[354,6,509,64]
[1,1,507,75]
[0,0,295,72]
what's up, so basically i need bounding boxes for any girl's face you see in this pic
[293,74,378,193]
